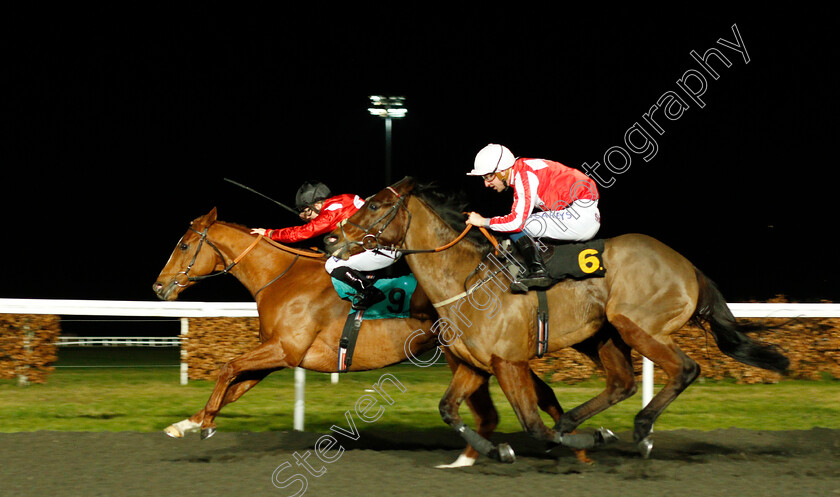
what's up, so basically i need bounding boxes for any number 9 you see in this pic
[387,288,407,313]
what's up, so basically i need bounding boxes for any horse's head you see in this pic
[324,177,416,260]
[152,207,227,301]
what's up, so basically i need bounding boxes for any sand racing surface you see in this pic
[2,427,839,496]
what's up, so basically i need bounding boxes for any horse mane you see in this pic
[216,220,328,258]
[217,220,252,233]
[413,181,493,252]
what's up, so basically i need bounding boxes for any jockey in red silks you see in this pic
[251,181,400,309]
[465,143,601,292]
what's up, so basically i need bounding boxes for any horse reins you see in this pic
[331,186,502,308]
[334,186,499,257]
[175,222,325,287]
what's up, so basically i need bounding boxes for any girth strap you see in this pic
[337,310,365,372]
[536,290,549,358]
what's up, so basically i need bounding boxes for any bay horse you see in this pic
[324,177,790,460]
[152,207,582,466]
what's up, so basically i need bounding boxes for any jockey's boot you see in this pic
[330,267,386,310]
[510,236,553,293]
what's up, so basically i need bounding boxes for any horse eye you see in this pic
[368,203,380,211]
[179,243,189,251]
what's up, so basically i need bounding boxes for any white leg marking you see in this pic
[164,418,201,438]
[435,453,477,469]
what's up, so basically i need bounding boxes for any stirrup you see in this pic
[510,279,529,294]
[510,274,553,293]
[518,274,553,288]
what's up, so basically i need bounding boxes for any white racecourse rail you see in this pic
[2,299,839,423]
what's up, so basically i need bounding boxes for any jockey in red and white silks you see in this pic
[468,145,600,241]
[465,144,600,291]
[251,181,399,309]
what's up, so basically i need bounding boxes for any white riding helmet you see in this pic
[467,143,516,176]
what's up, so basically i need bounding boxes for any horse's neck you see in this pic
[211,223,300,297]
[404,197,484,304]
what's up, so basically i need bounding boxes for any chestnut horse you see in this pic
[152,207,579,466]
[325,177,790,460]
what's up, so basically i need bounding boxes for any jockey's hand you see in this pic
[466,212,488,227]
[250,228,268,236]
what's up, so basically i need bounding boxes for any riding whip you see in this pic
[223,177,299,217]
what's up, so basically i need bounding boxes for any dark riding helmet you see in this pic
[295,181,331,212]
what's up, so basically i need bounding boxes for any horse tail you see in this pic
[690,268,790,373]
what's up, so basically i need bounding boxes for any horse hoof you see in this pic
[163,425,183,438]
[596,427,618,445]
[200,427,216,440]
[637,437,653,459]
[496,443,516,464]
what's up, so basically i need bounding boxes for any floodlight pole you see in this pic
[384,115,393,186]
[368,95,406,187]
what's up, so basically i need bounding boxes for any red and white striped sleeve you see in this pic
[487,168,538,233]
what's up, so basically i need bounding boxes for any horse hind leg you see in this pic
[610,314,700,458]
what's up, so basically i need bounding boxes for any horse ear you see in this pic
[396,176,416,194]
[193,207,218,228]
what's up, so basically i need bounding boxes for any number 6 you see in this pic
[578,249,600,274]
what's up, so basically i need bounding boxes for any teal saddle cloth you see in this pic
[331,274,418,319]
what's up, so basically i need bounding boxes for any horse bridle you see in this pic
[334,186,411,255]
[174,223,262,287]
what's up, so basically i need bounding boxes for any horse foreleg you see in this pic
[493,356,602,454]
[436,350,499,468]
[164,371,275,438]
[438,361,515,464]
[199,341,289,439]
[610,314,700,458]
[530,370,594,464]
[531,370,563,420]
[492,357,558,444]
[163,414,202,438]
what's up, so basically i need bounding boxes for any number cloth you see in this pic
[331,274,418,319]
[543,239,607,280]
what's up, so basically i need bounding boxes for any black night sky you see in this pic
[2,9,837,304]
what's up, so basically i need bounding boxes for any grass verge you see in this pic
[1,364,838,434]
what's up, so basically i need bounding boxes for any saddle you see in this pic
[498,238,607,357]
